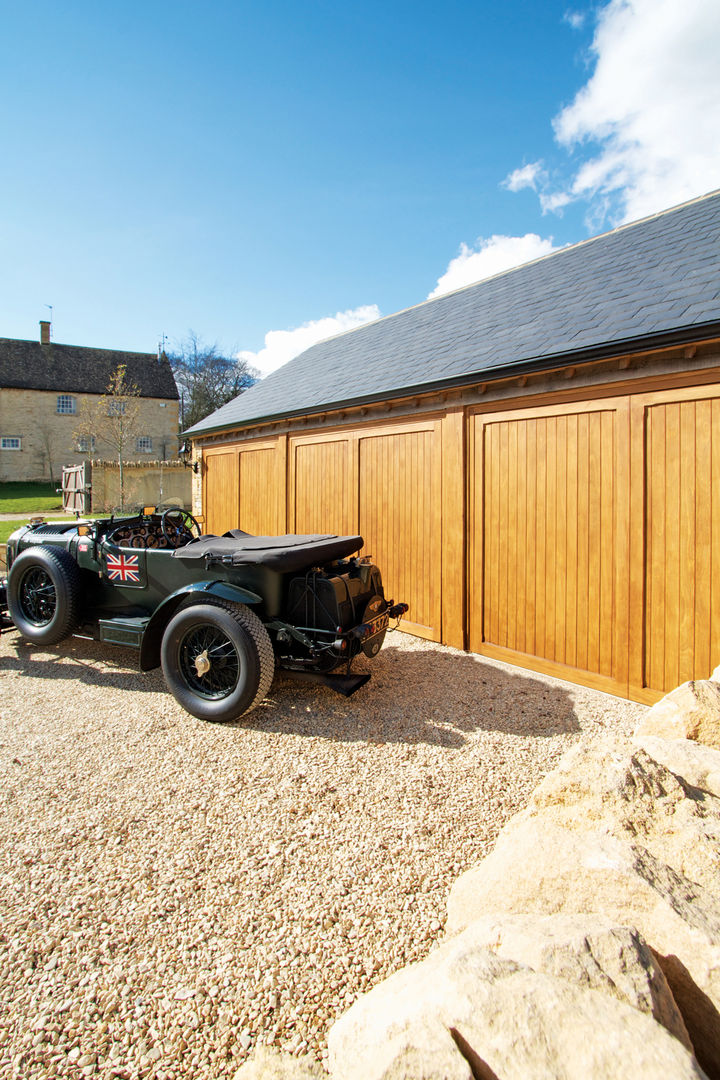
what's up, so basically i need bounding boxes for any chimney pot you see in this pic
[39,320,51,345]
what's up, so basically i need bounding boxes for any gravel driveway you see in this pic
[0,628,645,1078]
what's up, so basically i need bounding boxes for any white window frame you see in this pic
[136,436,153,454]
[76,436,96,453]
[57,394,76,415]
[1,436,21,450]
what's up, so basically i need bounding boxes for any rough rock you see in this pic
[327,935,705,1080]
[515,740,720,893]
[443,912,691,1049]
[635,736,720,798]
[635,680,720,749]
[234,1046,326,1079]
[447,796,720,1076]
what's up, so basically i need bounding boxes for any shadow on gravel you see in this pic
[242,643,581,746]
[1,634,166,693]
[2,634,580,747]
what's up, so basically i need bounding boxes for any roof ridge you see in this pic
[0,336,156,359]
[279,187,720,359]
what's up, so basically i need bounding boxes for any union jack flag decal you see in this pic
[106,552,141,583]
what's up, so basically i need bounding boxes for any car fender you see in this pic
[139,580,263,671]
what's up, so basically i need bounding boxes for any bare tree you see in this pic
[73,364,142,510]
[168,332,257,429]
[36,422,60,485]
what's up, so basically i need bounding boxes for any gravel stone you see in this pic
[0,628,645,1077]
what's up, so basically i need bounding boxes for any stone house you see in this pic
[185,190,720,704]
[0,323,180,483]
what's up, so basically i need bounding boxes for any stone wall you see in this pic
[89,461,192,513]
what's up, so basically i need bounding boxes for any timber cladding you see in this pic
[201,379,720,704]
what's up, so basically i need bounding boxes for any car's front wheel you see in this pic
[7,547,81,645]
[160,601,275,723]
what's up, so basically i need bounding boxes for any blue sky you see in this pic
[1,0,719,374]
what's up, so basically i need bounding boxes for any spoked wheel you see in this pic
[7,548,81,644]
[178,622,241,699]
[19,566,56,625]
[161,601,275,723]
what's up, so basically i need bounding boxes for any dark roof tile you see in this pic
[0,339,178,400]
[188,191,720,436]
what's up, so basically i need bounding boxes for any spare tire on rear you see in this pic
[7,547,81,645]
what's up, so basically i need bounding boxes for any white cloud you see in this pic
[429,234,559,299]
[563,9,586,29]
[238,305,381,377]
[511,0,720,225]
[503,161,546,192]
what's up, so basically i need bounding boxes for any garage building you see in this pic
[186,191,720,703]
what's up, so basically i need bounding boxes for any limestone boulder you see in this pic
[446,818,720,1077]
[635,735,720,799]
[234,1047,325,1079]
[635,680,720,749]
[327,934,705,1080]
[447,912,691,1049]
[515,740,720,893]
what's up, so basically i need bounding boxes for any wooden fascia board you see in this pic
[187,326,720,444]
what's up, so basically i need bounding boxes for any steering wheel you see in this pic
[160,508,201,547]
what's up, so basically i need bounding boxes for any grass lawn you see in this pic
[0,482,63,513]
[0,519,22,549]
[0,518,77,573]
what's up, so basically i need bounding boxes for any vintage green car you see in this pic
[0,508,407,723]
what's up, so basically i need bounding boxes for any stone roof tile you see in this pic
[188,191,720,436]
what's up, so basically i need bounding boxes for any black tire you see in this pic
[7,547,81,645]
[160,601,275,723]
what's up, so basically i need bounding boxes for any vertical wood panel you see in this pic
[472,404,622,689]
[712,399,720,675]
[441,409,466,649]
[358,426,441,639]
[238,448,279,534]
[292,439,352,535]
[644,392,720,692]
[203,451,239,536]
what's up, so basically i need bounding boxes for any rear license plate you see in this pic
[367,612,389,637]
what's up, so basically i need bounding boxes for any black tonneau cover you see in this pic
[173,530,364,572]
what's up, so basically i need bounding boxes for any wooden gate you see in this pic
[61,462,91,515]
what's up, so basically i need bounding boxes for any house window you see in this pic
[107,401,126,416]
[76,436,96,453]
[136,436,153,453]
[57,395,76,414]
[1,437,21,450]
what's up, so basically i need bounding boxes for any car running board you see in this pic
[283,670,371,697]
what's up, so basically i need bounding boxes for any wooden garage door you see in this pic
[642,393,720,694]
[469,401,630,696]
[290,436,353,536]
[203,451,239,536]
[289,420,443,641]
[358,425,442,640]
[238,446,281,534]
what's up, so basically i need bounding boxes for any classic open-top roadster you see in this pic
[0,508,407,723]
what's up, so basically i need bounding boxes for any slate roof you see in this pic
[0,339,179,400]
[188,190,720,437]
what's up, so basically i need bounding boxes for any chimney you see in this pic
[39,320,51,345]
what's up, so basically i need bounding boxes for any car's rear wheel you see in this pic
[7,548,81,645]
[160,601,275,723]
